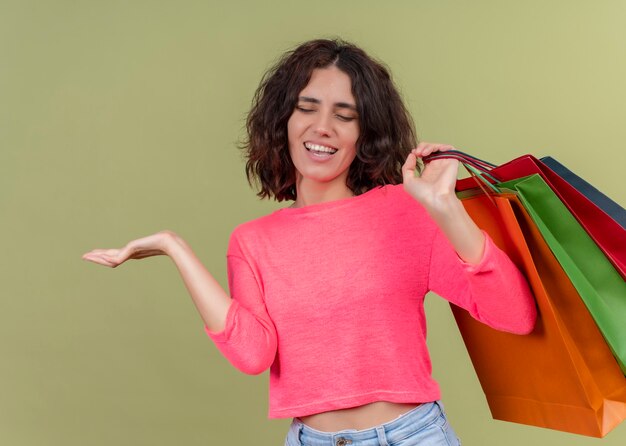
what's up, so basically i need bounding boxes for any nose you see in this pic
[314,110,332,137]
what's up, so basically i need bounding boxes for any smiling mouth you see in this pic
[304,142,338,155]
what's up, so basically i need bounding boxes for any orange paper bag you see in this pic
[452,191,626,437]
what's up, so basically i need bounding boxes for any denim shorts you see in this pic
[284,400,461,446]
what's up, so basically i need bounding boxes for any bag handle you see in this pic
[421,149,503,197]
[422,149,497,172]
[422,150,500,191]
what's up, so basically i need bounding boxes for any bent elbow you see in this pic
[476,300,538,335]
[236,350,275,375]
[239,362,270,376]
[235,331,277,375]
[517,305,538,335]
[504,279,539,335]
[506,303,538,335]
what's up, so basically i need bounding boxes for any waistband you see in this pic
[289,401,444,445]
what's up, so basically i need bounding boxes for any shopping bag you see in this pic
[496,174,626,374]
[454,152,626,281]
[424,150,626,372]
[452,188,626,437]
[540,156,626,229]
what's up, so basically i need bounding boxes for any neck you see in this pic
[290,177,354,208]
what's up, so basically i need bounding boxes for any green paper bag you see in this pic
[498,174,626,374]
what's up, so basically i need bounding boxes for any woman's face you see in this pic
[287,65,360,191]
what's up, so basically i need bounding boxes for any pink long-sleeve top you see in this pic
[204,184,536,419]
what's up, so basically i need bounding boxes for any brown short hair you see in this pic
[242,38,418,202]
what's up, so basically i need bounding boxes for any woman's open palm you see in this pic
[81,230,174,268]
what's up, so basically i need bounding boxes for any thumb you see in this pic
[402,152,419,183]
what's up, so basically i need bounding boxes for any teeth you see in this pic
[305,142,337,154]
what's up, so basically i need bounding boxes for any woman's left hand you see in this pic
[402,141,486,264]
[402,142,459,211]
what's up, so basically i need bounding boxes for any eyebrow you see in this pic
[298,96,357,111]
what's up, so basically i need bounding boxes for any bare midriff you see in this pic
[297,401,423,432]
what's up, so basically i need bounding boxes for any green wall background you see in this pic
[1,0,625,444]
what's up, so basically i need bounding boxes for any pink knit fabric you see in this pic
[205,184,536,419]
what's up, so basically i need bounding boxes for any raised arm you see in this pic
[82,230,231,332]
[82,230,277,374]
[401,143,537,334]
[164,232,232,332]
[402,143,485,265]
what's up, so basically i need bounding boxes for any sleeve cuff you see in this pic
[203,299,238,342]
[457,230,494,274]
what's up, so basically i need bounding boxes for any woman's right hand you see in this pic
[81,230,178,268]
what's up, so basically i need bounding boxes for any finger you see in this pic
[100,253,121,267]
[83,250,120,265]
[82,254,96,262]
[423,143,455,157]
[415,143,456,158]
[84,248,120,256]
[106,245,135,263]
[413,142,428,153]
[402,152,419,183]
[432,144,455,153]
[83,254,116,268]
[414,142,435,157]
[82,253,103,261]
[402,152,416,171]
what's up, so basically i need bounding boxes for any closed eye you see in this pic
[336,114,356,122]
[296,106,315,113]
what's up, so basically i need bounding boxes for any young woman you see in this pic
[82,39,537,445]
